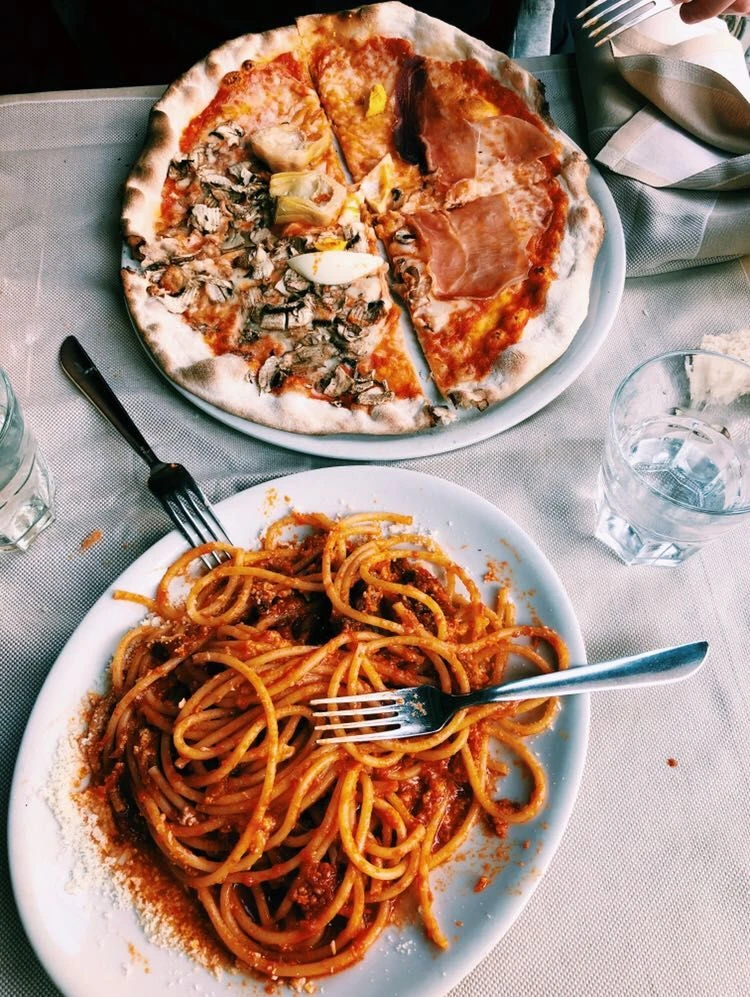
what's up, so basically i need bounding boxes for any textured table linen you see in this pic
[1,58,750,997]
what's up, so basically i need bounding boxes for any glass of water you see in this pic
[0,369,56,552]
[595,350,750,566]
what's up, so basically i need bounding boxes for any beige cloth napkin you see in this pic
[573,9,750,276]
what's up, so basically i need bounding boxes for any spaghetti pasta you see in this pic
[88,511,567,980]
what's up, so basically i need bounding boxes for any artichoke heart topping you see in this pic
[270,171,346,227]
[249,123,328,172]
[359,154,395,214]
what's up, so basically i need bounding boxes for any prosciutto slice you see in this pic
[418,102,555,186]
[409,194,530,300]
[395,58,556,185]
[474,115,556,167]
[419,82,478,185]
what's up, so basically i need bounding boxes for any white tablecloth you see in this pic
[1,56,749,997]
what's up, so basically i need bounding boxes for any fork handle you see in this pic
[59,336,160,469]
[456,641,708,706]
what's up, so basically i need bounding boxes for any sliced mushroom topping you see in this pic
[199,170,234,191]
[301,329,332,346]
[291,342,339,365]
[347,299,385,328]
[393,228,417,245]
[342,226,363,249]
[272,269,309,298]
[283,268,312,294]
[323,363,355,398]
[190,204,222,234]
[257,355,287,392]
[210,122,245,147]
[221,229,246,252]
[326,320,369,357]
[250,227,273,246]
[197,142,218,169]
[160,282,199,314]
[224,200,254,220]
[449,389,489,411]
[244,286,264,307]
[354,383,394,406]
[249,245,274,281]
[167,155,194,180]
[318,284,347,308]
[311,300,337,324]
[430,406,456,426]
[258,300,314,330]
[331,319,367,343]
[392,258,430,299]
[240,322,260,344]
[342,339,369,359]
[350,377,376,394]
[290,235,315,254]
[204,279,234,303]
[160,264,187,295]
[271,242,294,265]
[228,161,257,187]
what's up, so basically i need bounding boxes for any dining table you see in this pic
[1,51,749,997]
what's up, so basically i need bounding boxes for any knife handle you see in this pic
[59,335,159,469]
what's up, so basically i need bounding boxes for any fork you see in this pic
[577,0,678,47]
[311,640,708,743]
[59,335,231,568]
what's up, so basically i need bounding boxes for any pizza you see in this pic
[121,2,604,435]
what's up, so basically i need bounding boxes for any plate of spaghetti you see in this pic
[9,466,588,997]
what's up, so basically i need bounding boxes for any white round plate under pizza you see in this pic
[121,2,624,458]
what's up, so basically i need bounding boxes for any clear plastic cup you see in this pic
[0,369,56,552]
[594,350,750,566]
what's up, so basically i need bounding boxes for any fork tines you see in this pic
[149,463,232,570]
[311,691,407,744]
[577,0,664,47]
[310,691,405,708]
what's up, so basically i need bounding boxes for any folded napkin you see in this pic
[573,9,750,277]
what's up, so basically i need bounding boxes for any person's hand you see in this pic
[680,0,750,24]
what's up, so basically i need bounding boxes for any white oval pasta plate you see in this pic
[125,164,625,460]
[9,467,589,997]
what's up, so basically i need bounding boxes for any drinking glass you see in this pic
[0,369,56,551]
[595,350,750,566]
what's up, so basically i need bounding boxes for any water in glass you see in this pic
[595,351,750,567]
[0,372,55,552]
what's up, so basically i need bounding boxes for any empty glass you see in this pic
[595,350,750,566]
[0,370,55,551]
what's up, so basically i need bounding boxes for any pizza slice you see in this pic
[121,26,440,435]
[299,2,604,408]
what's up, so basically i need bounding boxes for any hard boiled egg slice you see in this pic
[288,250,383,286]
